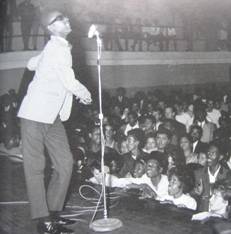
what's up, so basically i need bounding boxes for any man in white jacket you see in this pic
[18,10,92,234]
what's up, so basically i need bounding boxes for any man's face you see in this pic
[168,174,183,197]
[127,135,138,152]
[156,133,170,150]
[190,128,201,142]
[207,145,220,167]
[146,159,161,178]
[165,107,174,119]
[48,13,72,37]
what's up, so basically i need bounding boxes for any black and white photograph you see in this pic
[1,0,231,233]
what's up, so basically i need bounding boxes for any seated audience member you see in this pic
[206,99,221,128]
[141,115,156,135]
[133,159,146,178]
[159,119,179,146]
[192,179,231,221]
[88,160,120,187]
[179,135,198,164]
[116,136,129,155]
[104,123,117,150]
[161,167,197,210]
[175,102,194,133]
[193,108,216,143]
[189,125,208,154]
[123,111,140,136]
[118,128,147,177]
[163,105,186,138]
[166,147,186,174]
[112,87,129,110]
[152,107,163,131]
[142,133,158,154]
[126,154,169,200]
[155,128,172,153]
[193,142,230,212]
[197,151,208,167]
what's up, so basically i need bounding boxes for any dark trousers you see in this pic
[20,117,73,219]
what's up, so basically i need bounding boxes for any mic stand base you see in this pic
[89,218,123,232]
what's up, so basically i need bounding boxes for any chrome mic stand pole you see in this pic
[89,29,123,232]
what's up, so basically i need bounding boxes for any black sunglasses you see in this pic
[48,15,66,26]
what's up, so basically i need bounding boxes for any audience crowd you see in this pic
[1,83,231,220]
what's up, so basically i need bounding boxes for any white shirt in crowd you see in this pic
[161,194,197,210]
[206,109,221,128]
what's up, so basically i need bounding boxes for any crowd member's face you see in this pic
[156,133,170,150]
[168,174,183,197]
[120,141,129,154]
[90,128,101,145]
[127,135,139,152]
[145,137,157,151]
[104,125,114,139]
[146,159,161,178]
[198,152,207,166]
[143,118,153,132]
[207,100,214,111]
[93,168,102,183]
[180,136,191,151]
[153,110,161,121]
[128,114,137,126]
[165,107,174,119]
[207,145,220,167]
[188,104,194,113]
[190,128,201,142]
[133,163,145,178]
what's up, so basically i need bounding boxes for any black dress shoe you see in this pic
[37,221,74,234]
[53,217,76,225]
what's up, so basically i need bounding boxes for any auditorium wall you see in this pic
[0,51,230,97]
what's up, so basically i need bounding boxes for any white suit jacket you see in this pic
[18,36,90,124]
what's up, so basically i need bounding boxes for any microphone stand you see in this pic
[89,32,123,232]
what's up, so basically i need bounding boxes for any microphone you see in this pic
[88,24,99,38]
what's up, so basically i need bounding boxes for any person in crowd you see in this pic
[175,102,194,133]
[161,167,197,210]
[104,122,117,150]
[206,99,221,128]
[142,133,158,154]
[133,159,146,178]
[152,107,163,131]
[123,111,140,136]
[17,10,92,234]
[179,135,198,164]
[126,154,169,200]
[189,125,208,154]
[17,0,35,50]
[162,105,186,138]
[116,136,129,155]
[193,142,230,212]
[118,128,147,178]
[193,108,216,143]
[141,115,156,135]
[112,87,129,110]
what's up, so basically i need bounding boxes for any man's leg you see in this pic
[45,117,73,213]
[21,118,49,219]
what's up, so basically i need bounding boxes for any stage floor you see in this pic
[0,155,226,234]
